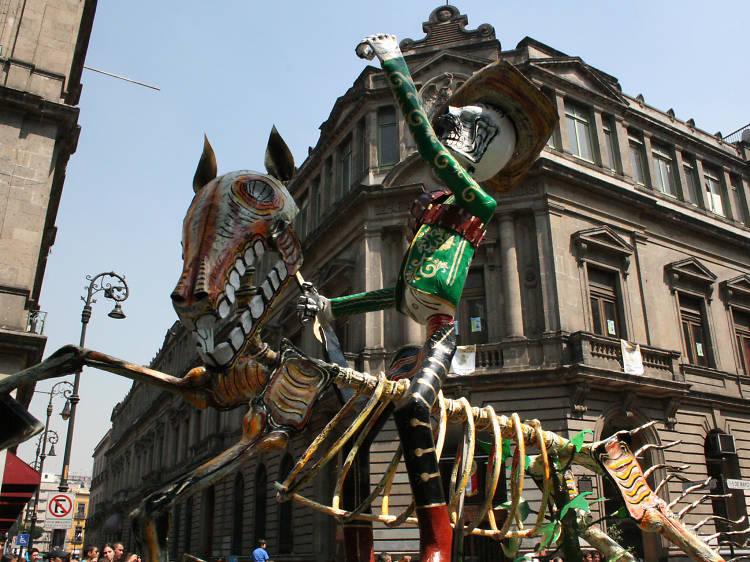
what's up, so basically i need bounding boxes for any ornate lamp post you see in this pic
[23,379,72,552]
[57,272,129,497]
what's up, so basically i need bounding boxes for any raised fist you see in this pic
[355,33,401,62]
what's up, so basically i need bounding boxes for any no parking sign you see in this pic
[46,493,74,529]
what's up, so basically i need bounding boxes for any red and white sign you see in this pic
[46,493,74,529]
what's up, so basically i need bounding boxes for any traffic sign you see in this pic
[17,534,30,546]
[727,479,750,490]
[46,493,74,529]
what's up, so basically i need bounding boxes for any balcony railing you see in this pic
[723,123,750,144]
[449,331,681,381]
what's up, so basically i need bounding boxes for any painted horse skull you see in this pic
[172,131,301,371]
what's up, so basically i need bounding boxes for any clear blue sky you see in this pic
[16,0,749,475]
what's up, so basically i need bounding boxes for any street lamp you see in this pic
[57,272,129,499]
[23,379,72,552]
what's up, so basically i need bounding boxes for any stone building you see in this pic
[0,0,97,538]
[88,6,749,561]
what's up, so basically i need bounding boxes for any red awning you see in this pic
[0,451,41,533]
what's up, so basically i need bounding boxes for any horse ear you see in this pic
[264,126,295,183]
[193,135,218,193]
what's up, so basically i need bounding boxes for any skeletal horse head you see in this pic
[171,127,301,370]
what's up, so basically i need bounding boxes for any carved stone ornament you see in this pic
[664,257,717,299]
[570,381,589,417]
[623,391,637,418]
[665,397,680,429]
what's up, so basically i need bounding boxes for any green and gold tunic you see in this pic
[330,55,497,324]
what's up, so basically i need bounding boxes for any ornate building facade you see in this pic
[0,0,97,538]
[87,6,749,561]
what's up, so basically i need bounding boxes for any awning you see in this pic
[0,451,41,533]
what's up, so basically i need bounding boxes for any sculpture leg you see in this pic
[340,346,422,562]
[132,403,288,562]
[393,319,456,562]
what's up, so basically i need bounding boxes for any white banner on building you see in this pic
[621,340,644,375]
[451,345,476,375]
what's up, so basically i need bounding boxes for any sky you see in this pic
[15,0,749,476]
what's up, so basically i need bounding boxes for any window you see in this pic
[588,267,622,338]
[565,102,594,161]
[682,158,701,206]
[310,176,320,230]
[651,145,676,197]
[629,134,648,185]
[602,117,619,172]
[340,134,353,195]
[231,474,245,554]
[254,464,267,544]
[184,497,193,552]
[679,293,710,367]
[456,269,487,345]
[296,196,308,241]
[357,118,367,178]
[729,173,748,225]
[278,455,294,554]
[377,106,398,166]
[704,431,748,544]
[733,309,750,376]
[201,486,215,557]
[325,156,334,206]
[704,166,725,216]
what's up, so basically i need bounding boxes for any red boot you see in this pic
[416,505,453,562]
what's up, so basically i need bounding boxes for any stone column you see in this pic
[499,214,524,338]
[614,118,634,180]
[400,228,424,345]
[592,109,608,168]
[363,224,386,372]
[534,206,560,333]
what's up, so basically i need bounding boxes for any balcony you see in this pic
[26,310,47,335]
[449,331,682,383]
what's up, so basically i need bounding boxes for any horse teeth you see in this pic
[269,269,280,290]
[275,261,288,280]
[240,310,252,333]
[218,298,231,319]
[250,295,264,319]
[229,326,244,351]
[254,240,265,259]
[225,284,235,303]
[244,247,255,266]
[261,280,273,300]
[198,349,216,366]
[210,343,234,366]
[235,258,246,276]
[229,269,240,288]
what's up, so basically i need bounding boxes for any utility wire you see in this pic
[83,65,160,91]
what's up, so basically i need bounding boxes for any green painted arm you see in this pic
[381,56,497,223]
[330,287,397,317]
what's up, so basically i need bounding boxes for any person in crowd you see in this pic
[375,555,391,562]
[28,548,40,562]
[82,545,97,562]
[2,553,17,562]
[111,544,124,562]
[251,539,271,562]
[46,548,69,562]
[99,545,114,562]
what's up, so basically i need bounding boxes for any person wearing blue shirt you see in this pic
[251,540,270,562]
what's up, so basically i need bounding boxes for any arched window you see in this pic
[254,464,267,545]
[704,431,749,545]
[231,473,245,554]
[201,485,215,557]
[278,455,294,554]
